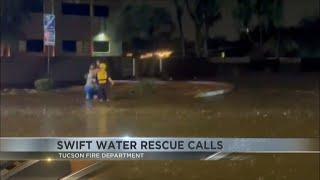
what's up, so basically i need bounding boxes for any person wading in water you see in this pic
[97,63,114,102]
[84,64,97,100]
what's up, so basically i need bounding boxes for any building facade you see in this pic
[1,0,123,58]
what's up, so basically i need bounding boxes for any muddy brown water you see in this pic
[1,78,319,179]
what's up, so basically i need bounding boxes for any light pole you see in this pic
[159,57,163,73]
[126,53,135,78]
[155,50,173,74]
[45,0,55,77]
[139,50,173,75]
[133,57,136,78]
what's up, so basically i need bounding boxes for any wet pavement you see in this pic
[1,74,319,179]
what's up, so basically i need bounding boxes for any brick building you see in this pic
[1,0,123,58]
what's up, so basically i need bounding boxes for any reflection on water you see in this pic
[1,75,319,179]
[85,100,93,109]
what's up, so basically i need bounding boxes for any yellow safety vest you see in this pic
[97,70,108,84]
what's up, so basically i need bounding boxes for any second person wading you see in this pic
[97,63,114,102]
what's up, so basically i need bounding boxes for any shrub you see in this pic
[34,78,54,91]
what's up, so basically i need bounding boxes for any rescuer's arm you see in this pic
[108,77,114,86]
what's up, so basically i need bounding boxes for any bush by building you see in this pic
[34,78,54,91]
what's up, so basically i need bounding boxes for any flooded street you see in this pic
[86,154,319,180]
[1,76,319,138]
[1,74,319,179]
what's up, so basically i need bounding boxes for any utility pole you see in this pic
[90,0,94,56]
[45,0,55,77]
[51,0,55,57]
[132,57,136,78]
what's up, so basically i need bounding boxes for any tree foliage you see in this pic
[233,0,283,37]
[185,0,221,57]
[233,0,254,30]
[114,1,174,50]
[173,0,186,57]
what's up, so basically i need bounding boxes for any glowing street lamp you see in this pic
[139,50,173,73]
[155,50,173,73]
[155,50,173,59]
[126,52,136,78]
[140,52,154,59]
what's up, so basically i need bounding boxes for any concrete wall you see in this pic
[0,55,131,88]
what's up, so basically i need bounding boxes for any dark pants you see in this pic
[98,83,109,101]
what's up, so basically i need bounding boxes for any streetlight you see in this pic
[155,50,173,73]
[139,50,173,73]
[126,52,135,78]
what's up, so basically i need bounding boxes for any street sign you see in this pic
[43,14,55,46]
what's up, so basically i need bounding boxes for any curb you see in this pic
[189,81,234,98]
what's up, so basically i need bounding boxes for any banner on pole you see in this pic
[43,14,55,46]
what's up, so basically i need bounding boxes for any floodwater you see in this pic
[1,73,319,179]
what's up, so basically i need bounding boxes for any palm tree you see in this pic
[201,0,221,57]
[233,0,283,52]
[185,0,205,57]
[254,0,268,47]
[269,0,284,58]
[90,0,94,55]
[253,0,284,56]
[254,0,283,48]
[233,0,254,41]
[173,0,186,57]
[185,0,221,57]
